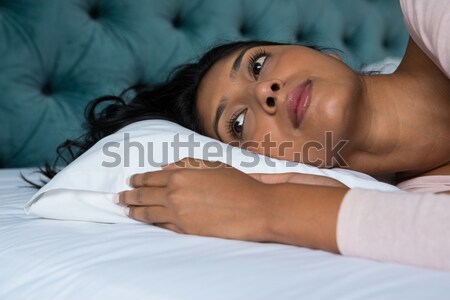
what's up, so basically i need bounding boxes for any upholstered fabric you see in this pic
[0,0,408,168]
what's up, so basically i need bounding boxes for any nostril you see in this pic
[266,97,275,107]
[271,83,280,92]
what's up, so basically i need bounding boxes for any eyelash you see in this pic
[227,108,247,140]
[247,48,269,79]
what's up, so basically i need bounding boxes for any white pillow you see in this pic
[25,119,400,223]
[362,57,402,74]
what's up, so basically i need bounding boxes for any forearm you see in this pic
[260,183,349,253]
[337,189,450,271]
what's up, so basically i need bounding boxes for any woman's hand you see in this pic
[116,158,271,241]
[116,158,348,252]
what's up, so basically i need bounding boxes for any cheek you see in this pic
[306,70,361,135]
[240,108,317,161]
[241,123,329,166]
[241,115,284,157]
[310,83,347,128]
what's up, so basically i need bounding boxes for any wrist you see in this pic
[260,183,349,253]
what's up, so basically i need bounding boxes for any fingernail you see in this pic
[124,206,130,216]
[126,176,131,186]
[112,194,120,204]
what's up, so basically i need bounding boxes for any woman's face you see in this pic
[196,45,363,167]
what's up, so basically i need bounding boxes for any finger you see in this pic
[127,205,172,224]
[161,160,187,170]
[153,223,183,234]
[118,187,167,206]
[163,158,227,170]
[161,157,195,170]
[129,170,171,188]
[164,157,201,169]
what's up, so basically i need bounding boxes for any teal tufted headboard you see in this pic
[0,0,408,168]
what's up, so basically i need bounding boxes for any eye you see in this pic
[252,56,267,76]
[227,108,247,140]
[248,49,269,79]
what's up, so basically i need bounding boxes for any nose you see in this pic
[255,79,283,113]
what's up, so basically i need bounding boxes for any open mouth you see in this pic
[286,80,312,128]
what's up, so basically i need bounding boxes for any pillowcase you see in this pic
[362,57,402,74]
[25,119,400,223]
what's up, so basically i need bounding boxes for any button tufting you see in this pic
[239,25,247,35]
[172,14,182,28]
[296,31,305,41]
[343,35,353,47]
[89,5,100,19]
[41,83,52,96]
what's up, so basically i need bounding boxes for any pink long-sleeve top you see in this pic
[336,0,450,272]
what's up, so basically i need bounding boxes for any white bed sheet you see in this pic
[1,168,450,300]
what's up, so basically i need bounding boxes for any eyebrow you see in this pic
[213,97,227,140]
[213,46,255,140]
[230,46,254,79]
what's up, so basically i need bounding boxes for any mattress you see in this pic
[1,168,450,300]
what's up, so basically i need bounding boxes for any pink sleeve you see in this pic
[397,176,450,194]
[337,189,450,271]
[400,0,450,77]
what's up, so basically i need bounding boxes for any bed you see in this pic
[2,168,450,299]
[3,0,449,299]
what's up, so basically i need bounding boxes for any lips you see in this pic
[286,80,312,128]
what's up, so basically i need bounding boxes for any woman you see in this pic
[34,0,450,270]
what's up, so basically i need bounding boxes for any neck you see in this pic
[346,66,450,176]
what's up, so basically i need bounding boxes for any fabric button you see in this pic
[89,6,100,19]
[343,35,353,47]
[172,15,181,28]
[296,31,304,41]
[239,25,247,35]
[41,83,52,96]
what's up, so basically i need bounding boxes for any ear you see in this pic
[327,53,342,61]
